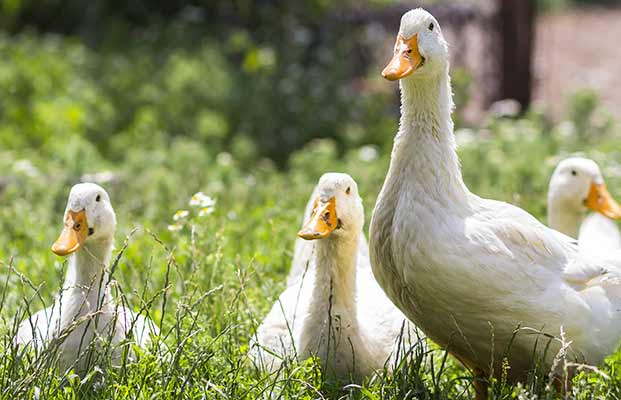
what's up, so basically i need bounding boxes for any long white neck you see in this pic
[308,232,359,314]
[385,68,469,208]
[547,197,582,238]
[63,237,114,304]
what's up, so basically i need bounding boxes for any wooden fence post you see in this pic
[498,0,535,110]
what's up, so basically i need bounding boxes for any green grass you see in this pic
[2,103,621,399]
[2,27,621,399]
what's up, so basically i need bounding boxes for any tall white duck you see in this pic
[252,173,420,381]
[548,157,621,252]
[370,8,621,399]
[16,183,159,374]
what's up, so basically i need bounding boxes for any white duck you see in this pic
[548,157,621,252]
[287,183,370,287]
[252,173,420,381]
[369,8,621,398]
[16,183,159,374]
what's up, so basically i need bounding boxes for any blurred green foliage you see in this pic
[0,1,407,166]
[0,1,477,167]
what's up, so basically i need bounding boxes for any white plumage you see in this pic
[370,8,621,396]
[252,173,420,381]
[548,157,621,252]
[16,183,159,374]
[287,183,370,287]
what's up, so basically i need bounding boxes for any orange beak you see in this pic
[297,197,338,240]
[584,182,621,219]
[51,210,89,256]
[382,34,424,81]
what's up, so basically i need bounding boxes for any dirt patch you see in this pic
[533,6,621,119]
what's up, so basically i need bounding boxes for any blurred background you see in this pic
[1,0,619,167]
[1,0,621,245]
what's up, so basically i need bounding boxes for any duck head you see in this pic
[52,183,117,256]
[298,173,364,241]
[382,8,448,81]
[549,157,621,220]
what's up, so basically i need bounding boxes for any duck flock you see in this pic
[14,9,621,400]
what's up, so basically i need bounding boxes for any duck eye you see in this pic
[346,187,351,194]
[571,170,577,176]
[428,22,434,31]
[96,194,101,202]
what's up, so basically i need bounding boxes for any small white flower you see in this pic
[168,222,183,232]
[199,206,215,217]
[204,196,216,207]
[173,210,189,221]
[189,192,205,206]
[189,192,216,208]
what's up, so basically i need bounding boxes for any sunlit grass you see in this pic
[1,32,620,396]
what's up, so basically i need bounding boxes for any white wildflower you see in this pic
[198,206,215,217]
[168,222,183,232]
[189,192,216,208]
[173,210,189,221]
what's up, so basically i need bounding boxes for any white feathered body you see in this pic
[369,72,621,381]
[254,236,416,380]
[17,239,158,373]
[579,212,621,253]
[254,176,418,381]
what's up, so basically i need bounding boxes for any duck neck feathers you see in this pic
[309,233,359,315]
[63,237,114,306]
[384,68,469,209]
[547,200,582,238]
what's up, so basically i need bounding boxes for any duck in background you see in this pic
[548,156,621,252]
